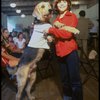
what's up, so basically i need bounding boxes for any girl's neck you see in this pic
[19,38,23,41]
[59,10,67,19]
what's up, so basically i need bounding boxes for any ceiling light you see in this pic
[16,9,21,13]
[72,1,79,5]
[21,14,26,18]
[10,3,16,8]
[74,1,79,5]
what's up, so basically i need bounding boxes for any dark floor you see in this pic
[1,56,99,100]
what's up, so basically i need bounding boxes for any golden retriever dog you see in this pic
[15,2,53,100]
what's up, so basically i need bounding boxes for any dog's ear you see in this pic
[32,3,43,20]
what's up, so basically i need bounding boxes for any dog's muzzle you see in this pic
[49,9,53,14]
[49,9,58,14]
[43,9,53,17]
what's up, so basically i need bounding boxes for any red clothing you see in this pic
[49,11,78,57]
[9,42,17,51]
[1,47,9,67]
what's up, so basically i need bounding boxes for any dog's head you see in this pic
[32,2,52,22]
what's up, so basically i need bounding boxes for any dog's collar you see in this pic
[34,21,50,24]
[34,17,50,24]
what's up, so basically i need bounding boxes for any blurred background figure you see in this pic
[15,32,26,50]
[76,10,94,58]
[11,31,18,44]
[2,28,9,40]
[1,28,23,58]
[23,28,30,45]
[89,19,99,51]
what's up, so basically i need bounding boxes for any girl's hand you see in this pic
[47,36,54,42]
[43,29,49,34]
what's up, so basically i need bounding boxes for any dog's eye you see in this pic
[41,5,45,8]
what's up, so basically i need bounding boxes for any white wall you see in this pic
[72,3,99,19]
[86,3,99,19]
[7,16,34,32]
[1,13,7,28]
[72,5,87,18]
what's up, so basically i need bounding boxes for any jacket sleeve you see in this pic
[49,27,72,39]
[48,14,78,39]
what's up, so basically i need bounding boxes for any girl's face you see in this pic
[19,34,23,39]
[57,0,68,13]
[3,30,9,38]
[8,37,13,42]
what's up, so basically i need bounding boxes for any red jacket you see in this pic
[49,11,78,57]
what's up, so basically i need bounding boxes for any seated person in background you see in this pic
[1,46,20,76]
[23,28,30,45]
[1,46,20,67]
[1,28,23,58]
[11,31,18,44]
[2,28,9,42]
[8,35,16,47]
[8,35,23,58]
[15,32,26,50]
[8,35,20,52]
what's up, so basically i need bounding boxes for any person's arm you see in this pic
[8,42,23,53]
[48,27,72,39]
[53,21,80,34]
[48,14,78,39]
[21,39,26,49]
[12,48,23,53]
[1,50,19,60]
[1,49,20,67]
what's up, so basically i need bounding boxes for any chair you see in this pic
[77,39,99,85]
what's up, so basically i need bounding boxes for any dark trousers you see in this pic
[58,50,83,100]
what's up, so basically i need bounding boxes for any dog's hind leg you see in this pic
[25,49,45,100]
[33,48,45,63]
[25,70,36,100]
[16,66,30,100]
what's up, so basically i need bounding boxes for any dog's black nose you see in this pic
[49,9,58,14]
[49,9,53,14]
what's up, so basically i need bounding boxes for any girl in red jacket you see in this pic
[44,0,83,100]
